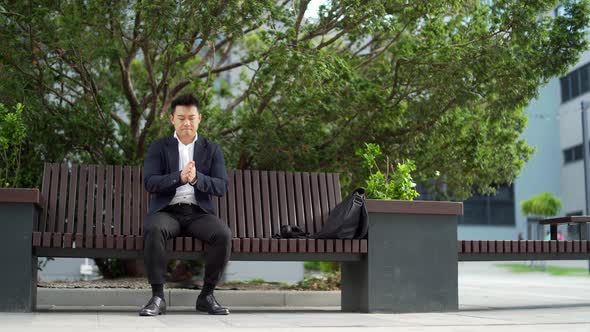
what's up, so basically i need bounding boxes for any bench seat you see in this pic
[459,240,590,261]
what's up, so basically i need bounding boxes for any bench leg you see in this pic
[0,203,38,312]
[342,213,459,313]
[341,258,368,312]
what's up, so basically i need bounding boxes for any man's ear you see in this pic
[169,114,174,125]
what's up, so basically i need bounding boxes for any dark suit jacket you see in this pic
[143,134,228,216]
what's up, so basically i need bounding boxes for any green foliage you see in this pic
[0,103,26,187]
[497,263,589,276]
[304,261,339,273]
[356,143,420,200]
[285,271,341,291]
[521,192,562,217]
[1,0,589,199]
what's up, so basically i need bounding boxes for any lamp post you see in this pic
[582,100,590,224]
[581,101,590,273]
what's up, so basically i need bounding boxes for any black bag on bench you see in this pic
[311,188,368,239]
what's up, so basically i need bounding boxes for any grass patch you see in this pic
[497,263,590,276]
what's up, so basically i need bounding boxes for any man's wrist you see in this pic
[189,175,198,186]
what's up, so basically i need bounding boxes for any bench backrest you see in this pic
[38,163,342,240]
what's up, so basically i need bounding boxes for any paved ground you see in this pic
[2,261,590,331]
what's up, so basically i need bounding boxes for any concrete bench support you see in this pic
[0,189,42,312]
[341,199,463,313]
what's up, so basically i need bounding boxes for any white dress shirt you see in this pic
[169,131,199,206]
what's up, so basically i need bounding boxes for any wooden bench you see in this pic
[459,216,590,261]
[0,162,464,313]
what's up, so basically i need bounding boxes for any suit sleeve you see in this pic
[143,141,183,193]
[193,144,228,197]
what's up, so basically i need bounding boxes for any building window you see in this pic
[560,62,590,104]
[459,185,515,226]
[563,143,588,164]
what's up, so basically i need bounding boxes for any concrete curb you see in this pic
[38,288,340,308]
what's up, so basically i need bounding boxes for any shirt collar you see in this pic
[174,131,198,147]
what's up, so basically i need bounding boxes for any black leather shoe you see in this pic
[139,296,166,316]
[196,294,230,315]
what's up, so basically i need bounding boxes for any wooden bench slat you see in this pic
[113,166,123,236]
[136,236,143,250]
[302,172,314,235]
[480,240,488,253]
[47,163,60,234]
[104,166,113,236]
[464,240,471,253]
[317,239,326,253]
[66,166,78,235]
[574,240,581,253]
[325,239,335,253]
[251,238,260,252]
[106,235,114,249]
[242,238,251,252]
[85,165,96,248]
[63,233,73,248]
[298,239,306,253]
[335,239,343,253]
[252,171,264,238]
[307,239,316,253]
[75,165,88,248]
[279,239,288,253]
[235,170,246,238]
[361,239,369,253]
[243,170,255,238]
[558,241,565,253]
[32,232,41,247]
[352,239,359,253]
[260,171,272,238]
[277,172,289,228]
[268,171,281,237]
[175,237,183,252]
[39,163,51,232]
[294,173,305,232]
[95,235,104,249]
[326,173,337,213]
[232,238,241,253]
[57,163,69,233]
[261,238,270,252]
[132,166,141,237]
[318,173,329,228]
[141,167,148,234]
[270,238,279,253]
[227,170,237,238]
[288,239,297,253]
[122,166,132,237]
[310,173,322,234]
[184,237,192,252]
[344,239,352,253]
[286,172,297,228]
[332,173,342,204]
[95,165,105,238]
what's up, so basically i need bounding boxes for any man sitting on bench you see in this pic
[140,93,231,316]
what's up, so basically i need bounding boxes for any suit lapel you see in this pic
[193,136,206,171]
[165,135,179,172]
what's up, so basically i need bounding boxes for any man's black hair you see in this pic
[170,93,200,114]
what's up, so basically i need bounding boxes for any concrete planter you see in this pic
[0,188,43,312]
[341,199,463,313]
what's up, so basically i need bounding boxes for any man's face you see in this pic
[170,105,201,139]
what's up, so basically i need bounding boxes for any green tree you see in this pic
[1,0,589,198]
[521,192,562,218]
[0,102,26,187]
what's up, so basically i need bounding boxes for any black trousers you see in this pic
[143,203,232,285]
